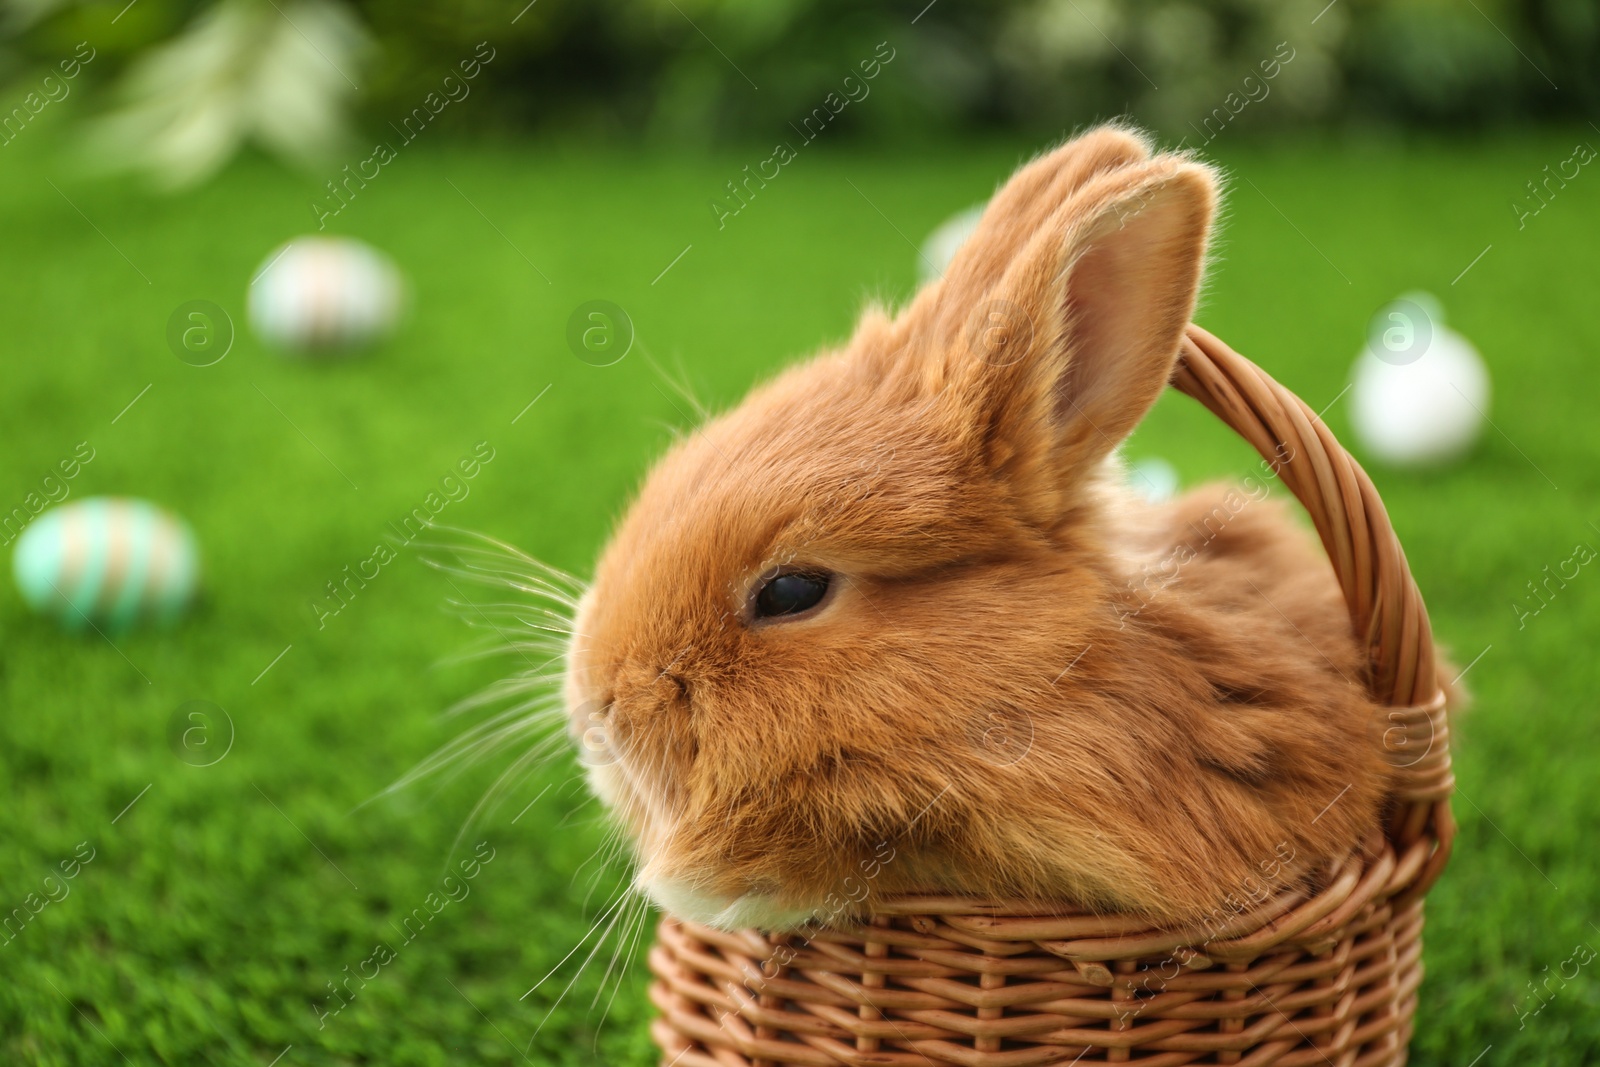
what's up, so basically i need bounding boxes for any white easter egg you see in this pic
[918,202,986,285]
[1127,456,1180,503]
[12,497,199,631]
[1349,297,1489,466]
[248,236,402,353]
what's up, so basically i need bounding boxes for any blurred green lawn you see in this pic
[1,127,1598,1065]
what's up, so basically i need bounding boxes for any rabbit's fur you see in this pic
[564,126,1403,931]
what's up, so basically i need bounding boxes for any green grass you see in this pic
[1,126,1598,1065]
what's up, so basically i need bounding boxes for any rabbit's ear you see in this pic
[923,157,1217,526]
[933,125,1153,311]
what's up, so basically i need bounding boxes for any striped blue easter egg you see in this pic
[12,498,199,631]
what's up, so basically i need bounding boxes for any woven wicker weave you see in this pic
[648,324,1455,1067]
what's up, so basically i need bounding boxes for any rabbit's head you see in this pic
[566,127,1239,930]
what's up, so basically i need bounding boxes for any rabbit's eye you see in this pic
[753,571,831,619]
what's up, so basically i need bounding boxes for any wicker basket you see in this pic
[648,324,1456,1067]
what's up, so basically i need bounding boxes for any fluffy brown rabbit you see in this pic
[563,125,1400,932]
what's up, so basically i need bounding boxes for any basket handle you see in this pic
[1171,326,1455,872]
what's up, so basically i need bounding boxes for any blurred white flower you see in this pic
[84,0,368,189]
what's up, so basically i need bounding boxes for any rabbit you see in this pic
[562,124,1409,933]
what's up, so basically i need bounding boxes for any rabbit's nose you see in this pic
[658,670,692,705]
[610,650,694,710]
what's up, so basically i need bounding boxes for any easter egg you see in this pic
[918,202,986,285]
[1126,456,1180,503]
[12,498,199,631]
[248,236,402,353]
[1349,294,1489,467]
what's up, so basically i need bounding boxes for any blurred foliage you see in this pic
[81,0,366,188]
[0,0,1596,184]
